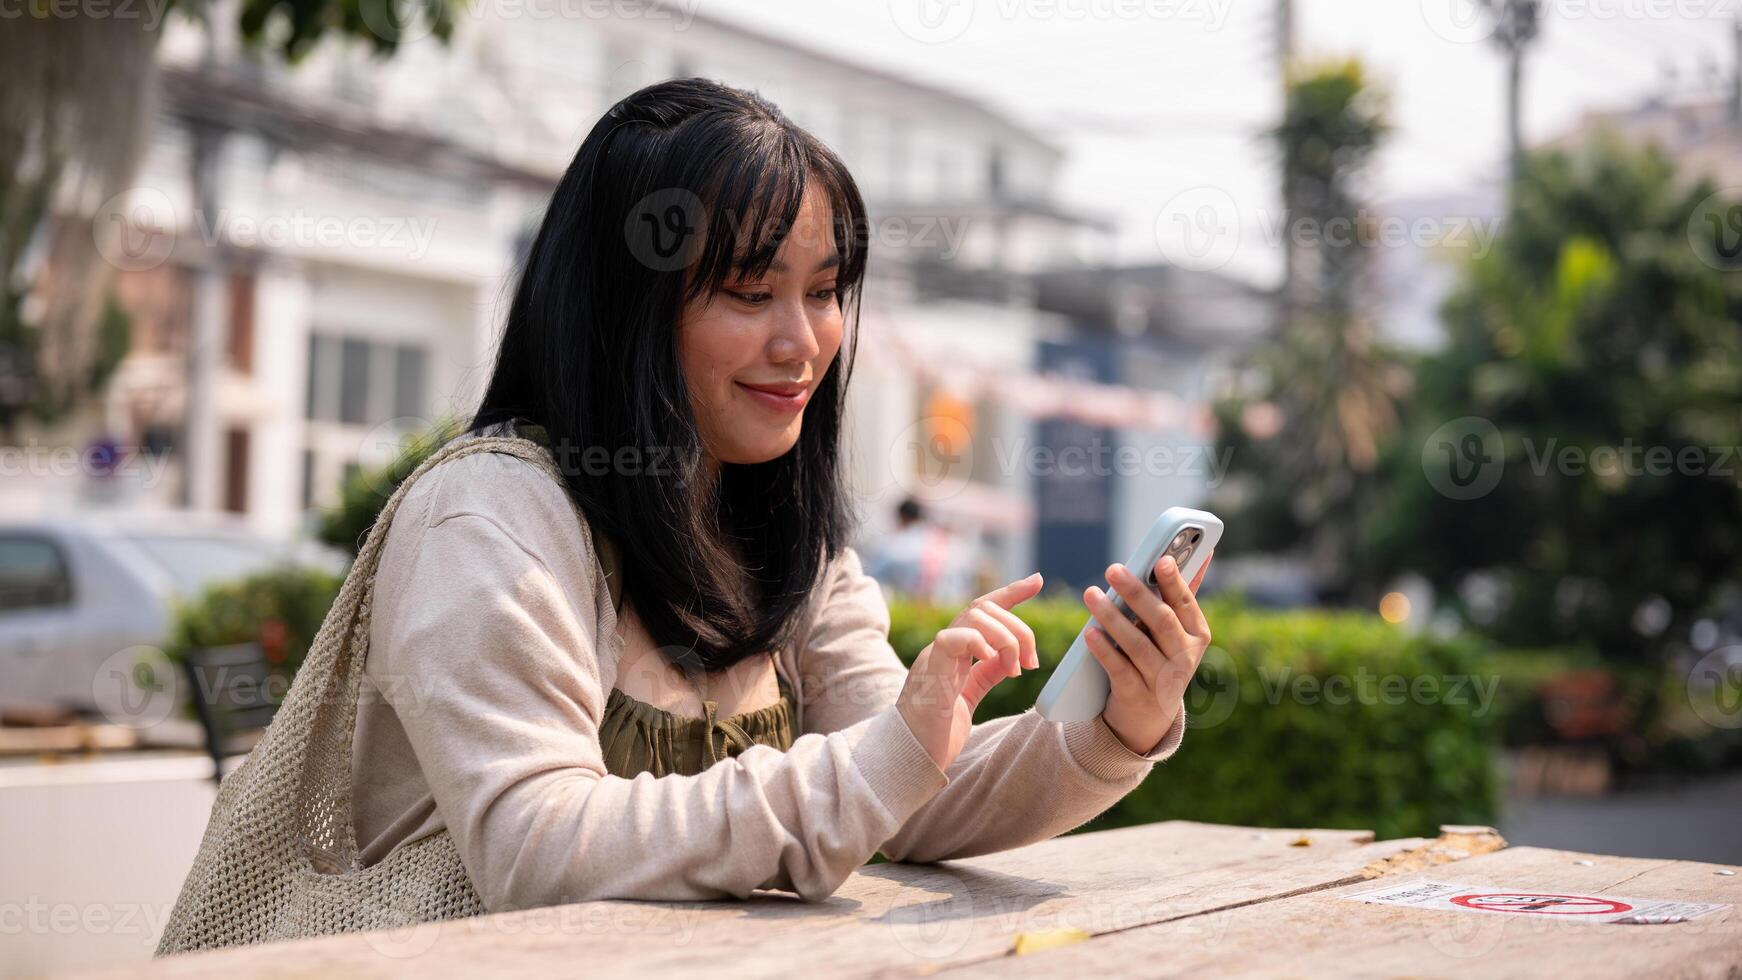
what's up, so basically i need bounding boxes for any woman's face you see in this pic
[678,182,845,467]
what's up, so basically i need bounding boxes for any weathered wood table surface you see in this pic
[90,821,1740,979]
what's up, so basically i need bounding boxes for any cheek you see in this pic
[678,310,744,393]
[816,310,846,365]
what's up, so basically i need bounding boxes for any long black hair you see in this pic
[470,77,869,675]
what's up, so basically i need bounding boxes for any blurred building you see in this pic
[22,1,1271,587]
[1027,264,1271,590]
[1550,91,1742,186]
[1368,184,1504,352]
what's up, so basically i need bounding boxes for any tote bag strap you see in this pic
[286,433,578,871]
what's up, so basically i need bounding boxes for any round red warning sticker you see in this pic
[1450,893,1634,916]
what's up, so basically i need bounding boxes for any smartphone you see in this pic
[1035,507,1223,723]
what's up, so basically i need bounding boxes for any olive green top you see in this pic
[510,420,797,778]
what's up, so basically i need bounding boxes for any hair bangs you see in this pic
[683,128,869,307]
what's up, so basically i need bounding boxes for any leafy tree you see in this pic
[231,0,460,59]
[0,0,463,437]
[0,17,154,438]
[1365,135,1742,663]
[1211,59,1409,600]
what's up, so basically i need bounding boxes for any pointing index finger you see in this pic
[977,572,1043,611]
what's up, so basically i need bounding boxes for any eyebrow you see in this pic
[765,255,842,274]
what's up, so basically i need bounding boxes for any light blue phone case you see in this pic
[1035,507,1223,723]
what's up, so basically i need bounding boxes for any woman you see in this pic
[350,77,1213,911]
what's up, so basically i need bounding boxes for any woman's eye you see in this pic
[810,286,838,301]
[730,290,772,306]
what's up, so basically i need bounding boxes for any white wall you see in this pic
[248,263,314,538]
[0,756,225,977]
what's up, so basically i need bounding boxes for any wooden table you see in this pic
[94,821,1739,979]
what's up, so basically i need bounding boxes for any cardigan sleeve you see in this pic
[796,547,1186,864]
[363,455,949,910]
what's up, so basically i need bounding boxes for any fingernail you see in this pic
[1160,555,1176,571]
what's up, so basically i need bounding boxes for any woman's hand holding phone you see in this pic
[896,573,1044,771]
[1082,551,1214,755]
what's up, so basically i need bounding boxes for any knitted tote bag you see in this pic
[156,435,570,955]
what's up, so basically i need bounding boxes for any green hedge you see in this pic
[165,565,345,703]
[891,594,1501,841]
[168,564,1500,840]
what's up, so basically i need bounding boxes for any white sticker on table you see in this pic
[1343,879,1730,925]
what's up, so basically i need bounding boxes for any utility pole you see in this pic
[182,4,227,513]
[1481,0,1541,185]
[1275,0,1299,328]
[1275,0,1294,84]
[1730,16,1740,126]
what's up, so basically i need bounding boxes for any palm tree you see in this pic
[1214,58,1408,600]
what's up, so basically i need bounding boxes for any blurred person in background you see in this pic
[864,497,975,604]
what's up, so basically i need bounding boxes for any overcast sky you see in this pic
[696,0,1732,285]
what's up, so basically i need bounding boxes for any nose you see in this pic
[766,296,822,366]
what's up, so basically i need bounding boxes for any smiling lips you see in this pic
[735,380,811,414]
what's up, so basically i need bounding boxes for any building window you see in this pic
[306,332,429,426]
[301,449,315,509]
[339,338,370,425]
[394,345,427,419]
[306,335,336,421]
[223,427,250,514]
[227,272,255,374]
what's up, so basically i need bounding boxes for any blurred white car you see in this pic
[0,515,348,719]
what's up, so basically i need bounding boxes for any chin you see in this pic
[717,428,803,465]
